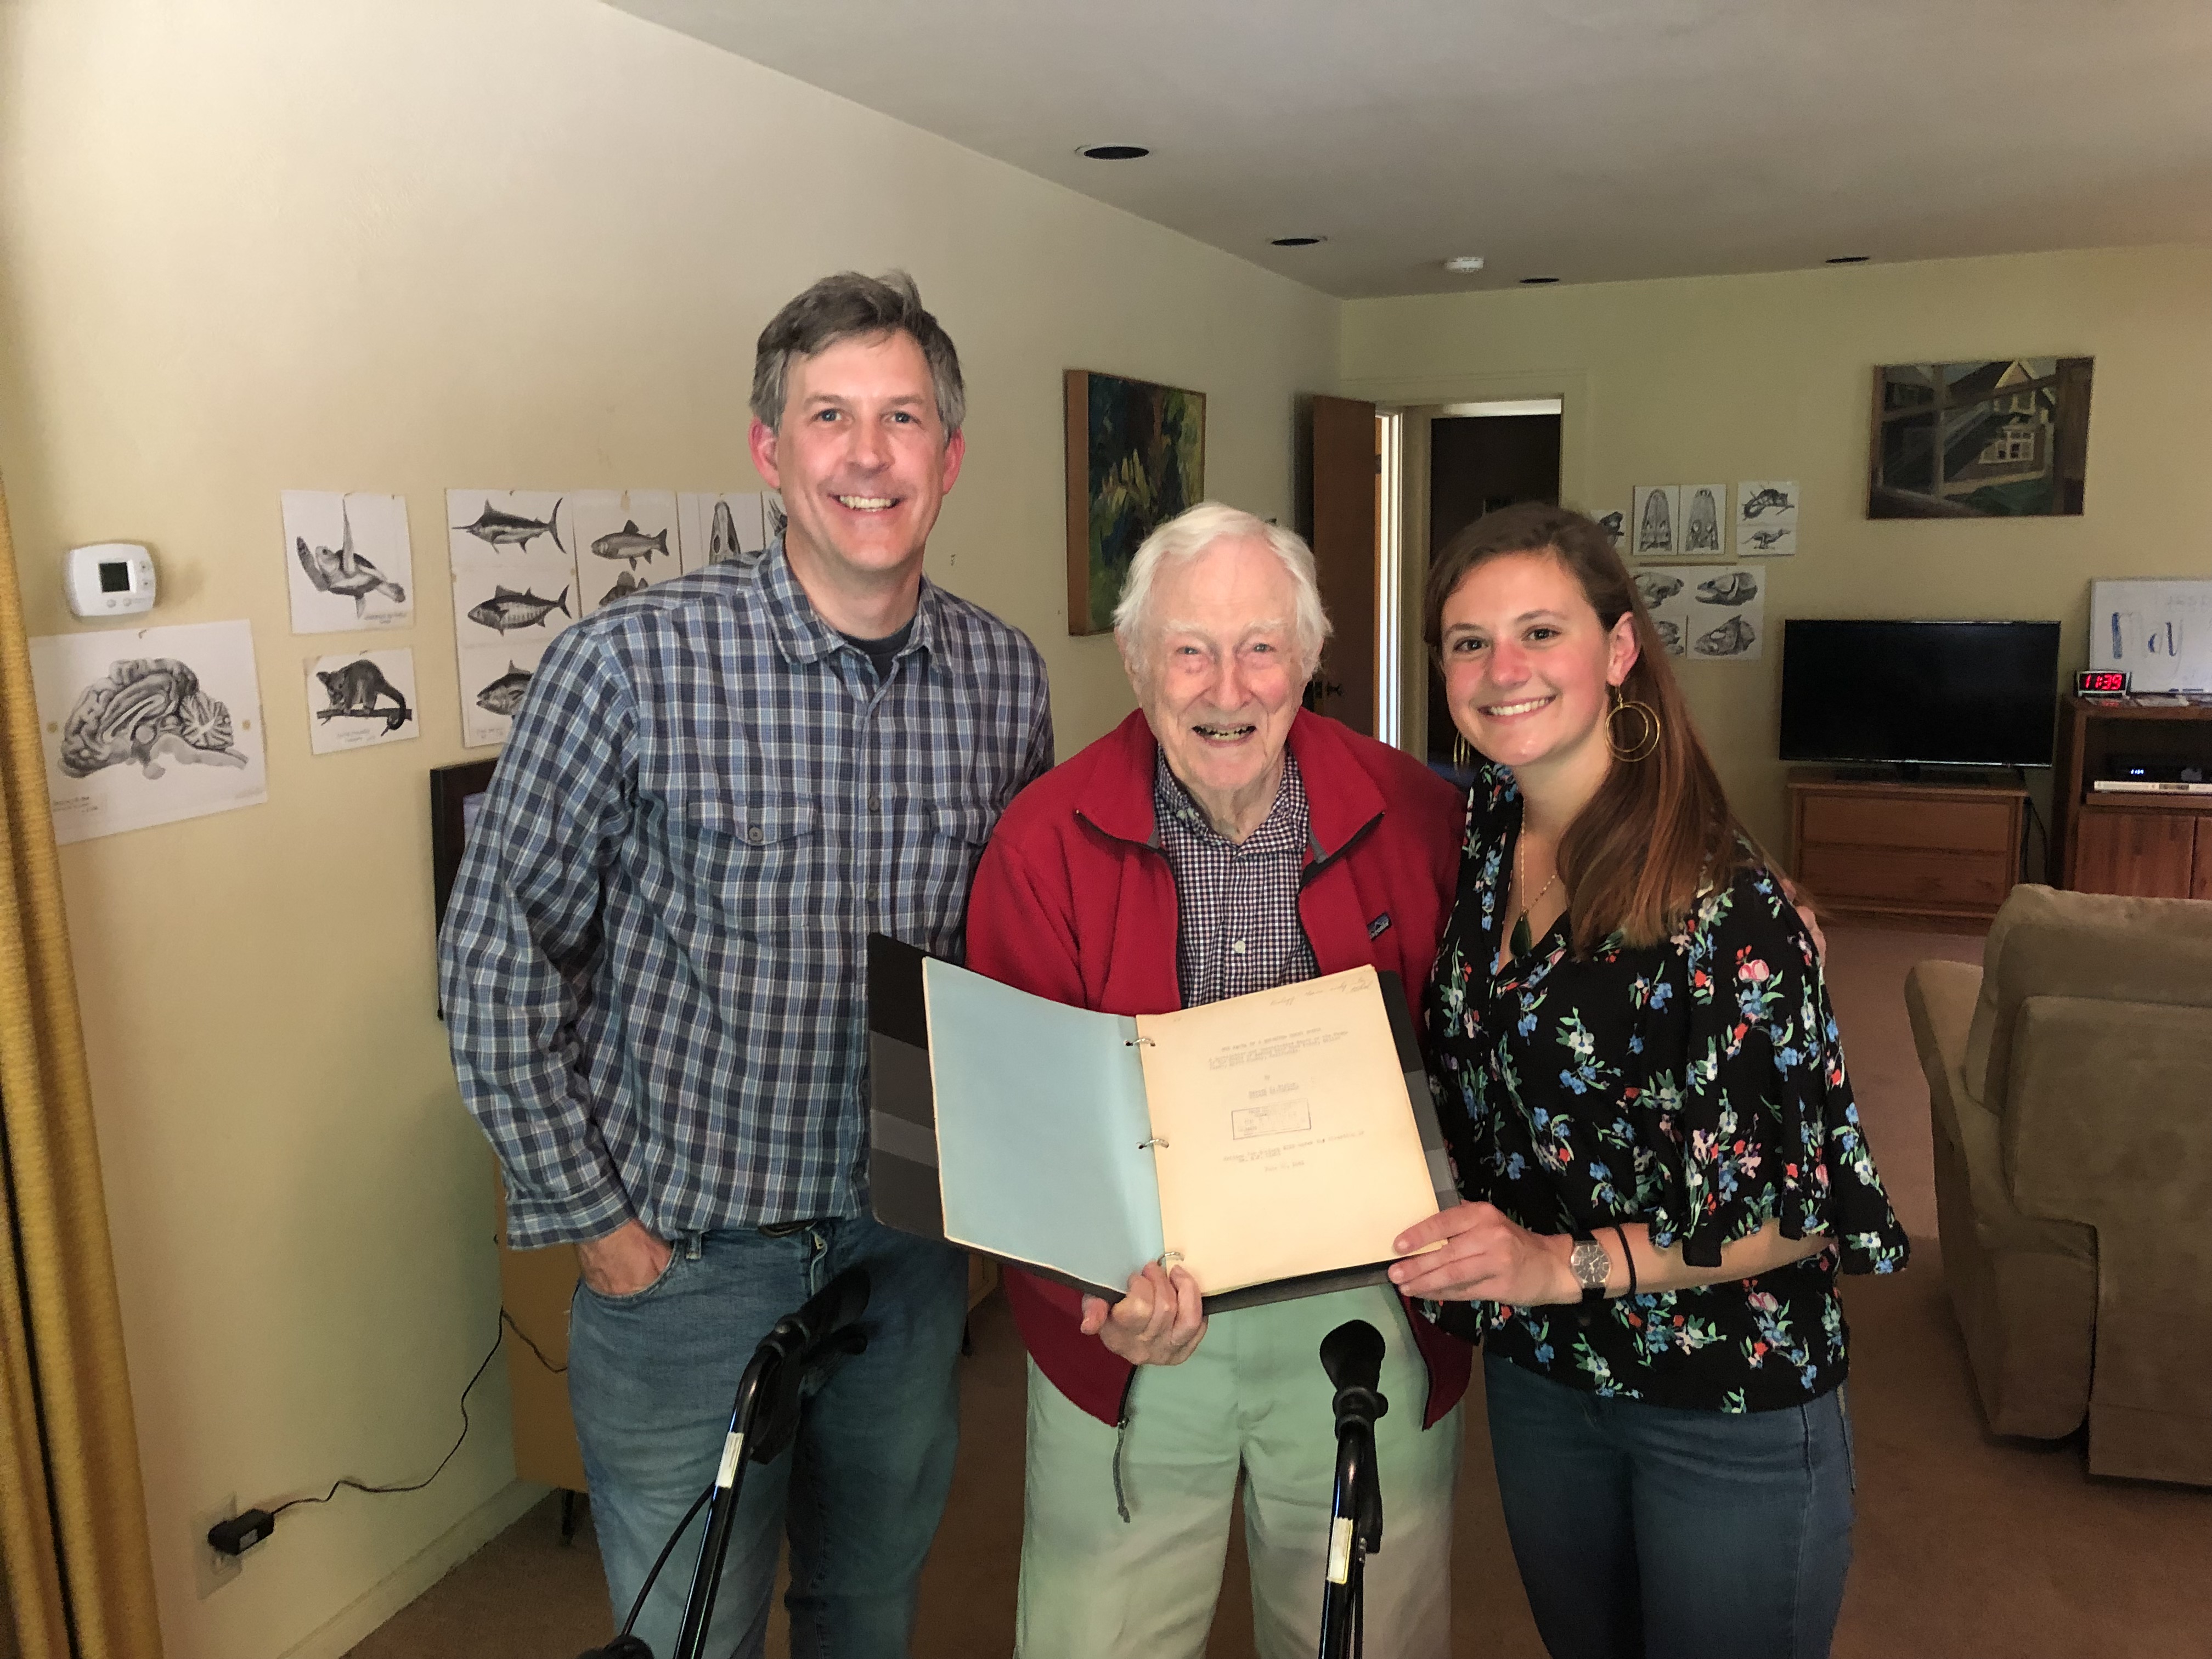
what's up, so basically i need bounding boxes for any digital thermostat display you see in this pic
[64,542,156,619]
[2076,670,2129,695]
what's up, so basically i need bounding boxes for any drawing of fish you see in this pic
[1741,487,1793,518]
[1654,618,1683,653]
[296,504,407,617]
[475,662,534,717]
[1596,510,1625,546]
[454,497,565,555]
[1696,571,1759,606]
[1634,573,1682,607]
[467,585,571,634]
[601,571,648,604]
[1745,527,1788,551]
[1695,616,1756,656]
[591,520,669,568]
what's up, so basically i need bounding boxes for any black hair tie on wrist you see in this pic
[1611,1223,1638,1299]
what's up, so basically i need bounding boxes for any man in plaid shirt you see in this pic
[440,272,1051,1658]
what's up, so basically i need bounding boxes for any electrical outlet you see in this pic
[193,1494,242,1598]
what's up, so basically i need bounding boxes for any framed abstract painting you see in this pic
[1064,369,1206,635]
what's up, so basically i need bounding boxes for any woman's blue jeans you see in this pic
[1483,1349,1856,1659]
[567,1214,968,1659]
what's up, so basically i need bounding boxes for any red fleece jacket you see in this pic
[964,708,1473,1428]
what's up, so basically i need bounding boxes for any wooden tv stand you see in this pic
[1787,771,2026,928]
[2052,693,2212,899]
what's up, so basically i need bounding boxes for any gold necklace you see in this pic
[1511,834,1561,961]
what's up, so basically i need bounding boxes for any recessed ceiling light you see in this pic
[1520,275,1560,285]
[1271,235,1326,247]
[1077,143,1150,161]
[1826,255,1871,264]
[1443,255,1486,273]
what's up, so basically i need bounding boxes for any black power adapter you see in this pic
[207,1509,277,1557]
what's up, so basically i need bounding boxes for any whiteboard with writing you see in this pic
[2090,580,2212,691]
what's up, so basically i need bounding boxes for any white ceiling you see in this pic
[605,0,2212,299]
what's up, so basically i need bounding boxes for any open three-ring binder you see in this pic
[867,934,1457,1314]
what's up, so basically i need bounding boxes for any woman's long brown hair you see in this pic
[1423,503,1762,955]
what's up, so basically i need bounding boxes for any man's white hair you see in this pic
[1111,501,1333,679]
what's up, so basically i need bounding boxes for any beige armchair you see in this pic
[1905,883,2212,1486]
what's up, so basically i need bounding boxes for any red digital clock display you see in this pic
[2077,670,2129,693]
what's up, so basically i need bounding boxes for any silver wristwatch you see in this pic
[1569,1235,1611,1304]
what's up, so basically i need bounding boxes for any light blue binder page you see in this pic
[923,958,1165,1293]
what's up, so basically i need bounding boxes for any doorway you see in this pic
[1391,400,1563,771]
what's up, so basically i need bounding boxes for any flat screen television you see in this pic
[1779,619,2062,768]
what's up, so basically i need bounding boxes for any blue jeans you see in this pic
[1483,1350,1855,1659]
[567,1215,968,1659]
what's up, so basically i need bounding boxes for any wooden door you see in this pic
[2072,809,2197,897]
[2194,818,2212,900]
[1305,395,1379,735]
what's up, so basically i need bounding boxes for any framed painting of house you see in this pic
[1868,357,2093,518]
[1064,369,1206,635]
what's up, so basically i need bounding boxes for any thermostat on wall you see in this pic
[65,542,156,618]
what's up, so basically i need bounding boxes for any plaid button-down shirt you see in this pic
[440,543,1053,1247]
[1154,748,1317,1007]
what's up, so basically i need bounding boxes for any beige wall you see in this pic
[0,3,1336,1654]
[1344,246,2212,851]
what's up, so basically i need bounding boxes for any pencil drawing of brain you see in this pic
[59,658,245,778]
[176,691,234,753]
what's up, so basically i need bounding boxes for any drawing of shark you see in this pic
[1740,487,1793,518]
[295,504,407,617]
[467,585,571,634]
[709,499,742,564]
[454,497,565,555]
[591,520,670,569]
[475,662,534,716]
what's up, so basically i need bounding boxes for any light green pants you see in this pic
[1014,1284,1462,1659]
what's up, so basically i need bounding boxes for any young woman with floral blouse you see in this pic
[1386,503,1909,1659]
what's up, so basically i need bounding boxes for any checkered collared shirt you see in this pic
[1154,748,1318,1007]
[440,541,1053,1247]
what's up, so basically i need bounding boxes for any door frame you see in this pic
[1356,369,1588,760]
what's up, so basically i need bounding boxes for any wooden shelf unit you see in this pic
[1787,772,2027,928]
[2052,694,2212,899]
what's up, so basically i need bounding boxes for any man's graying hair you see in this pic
[1113,501,1332,680]
[750,270,966,437]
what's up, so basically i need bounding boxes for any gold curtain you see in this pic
[0,481,165,1658]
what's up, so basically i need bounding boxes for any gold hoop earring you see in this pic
[1606,687,1661,763]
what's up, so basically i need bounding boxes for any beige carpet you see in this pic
[349,926,2212,1659]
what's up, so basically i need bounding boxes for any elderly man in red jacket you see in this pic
[965,501,1471,1658]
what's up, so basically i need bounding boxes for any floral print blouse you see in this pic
[1425,764,1910,1413]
